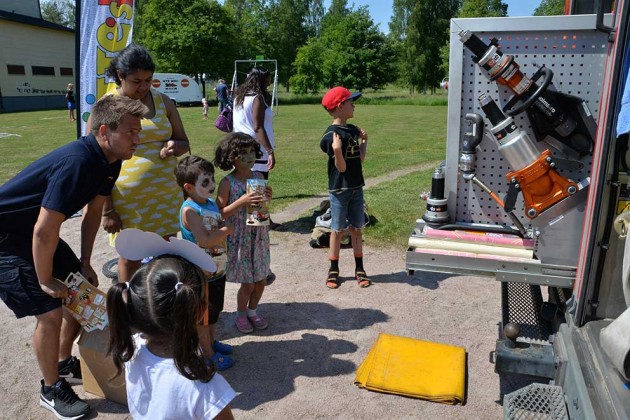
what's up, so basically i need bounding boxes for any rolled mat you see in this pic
[423,226,535,249]
[354,333,466,405]
[408,236,533,259]
[414,247,536,264]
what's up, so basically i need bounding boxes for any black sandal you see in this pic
[326,270,340,289]
[355,270,372,288]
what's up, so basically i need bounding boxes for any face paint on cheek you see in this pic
[194,176,215,199]
[236,150,256,169]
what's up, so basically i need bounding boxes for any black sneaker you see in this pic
[40,378,90,420]
[58,356,82,385]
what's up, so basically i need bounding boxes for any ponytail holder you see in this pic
[124,281,131,290]
[174,281,184,291]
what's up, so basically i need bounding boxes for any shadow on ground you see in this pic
[222,332,359,410]
[371,270,453,290]
[219,302,389,340]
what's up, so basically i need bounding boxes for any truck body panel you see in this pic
[151,73,202,106]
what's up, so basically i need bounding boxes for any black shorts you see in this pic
[0,232,80,318]
[202,275,226,325]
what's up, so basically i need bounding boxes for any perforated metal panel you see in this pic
[446,16,609,227]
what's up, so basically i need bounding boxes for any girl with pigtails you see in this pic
[107,237,235,419]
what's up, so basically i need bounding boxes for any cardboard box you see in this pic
[78,328,127,406]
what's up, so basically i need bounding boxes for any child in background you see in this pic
[202,97,209,120]
[320,86,371,289]
[65,83,76,122]
[214,132,272,334]
[107,254,236,419]
[175,155,234,370]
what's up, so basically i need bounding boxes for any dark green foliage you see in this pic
[389,0,459,93]
[459,0,507,18]
[136,0,237,80]
[534,0,565,16]
[40,0,75,28]
[291,7,397,93]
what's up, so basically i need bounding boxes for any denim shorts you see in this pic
[0,232,79,318]
[329,187,365,232]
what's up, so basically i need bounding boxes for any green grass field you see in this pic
[0,103,447,247]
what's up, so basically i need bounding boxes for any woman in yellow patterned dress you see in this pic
[93,44,190,281]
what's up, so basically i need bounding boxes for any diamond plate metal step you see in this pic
[504,383,569,420]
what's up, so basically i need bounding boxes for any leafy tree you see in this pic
[291,38,326,93]
[389,0,421,92]
[389,0,414,40]
[326,0,349,18]
[266,0,310,90]
[305,0,325,37]
[136,0,237,86]
[40,0,75,28]
[223,0,271,64]
[408,0,459,93]
[533,0,565,16]
[459,0,507,18]
[291,7,397,93]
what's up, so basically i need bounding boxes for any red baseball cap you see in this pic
[321,86,362,111]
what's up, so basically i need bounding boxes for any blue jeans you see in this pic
[329,188,365,232]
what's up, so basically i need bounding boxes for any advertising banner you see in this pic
[79,0,135,133]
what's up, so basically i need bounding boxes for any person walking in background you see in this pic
[214,79,229,114]
[320,87,372,289]
[107,251,236,419]
[92,43,191,282]
[202,97,209,120]
[175,155,235,370]
[232,67,283,230]
[214,133,272,334]
[65,83,76,121]
[0,95,147,419]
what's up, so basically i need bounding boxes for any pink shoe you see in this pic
[248,314,268,330]
[235,316,253,333]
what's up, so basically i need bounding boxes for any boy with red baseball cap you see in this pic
[319,87,371,289]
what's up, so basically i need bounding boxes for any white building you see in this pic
[0,0,75,112]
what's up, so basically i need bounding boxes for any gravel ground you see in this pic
[0,179,523,419]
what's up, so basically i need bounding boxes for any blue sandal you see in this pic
[207,352,234,371]
[212,340,233,355]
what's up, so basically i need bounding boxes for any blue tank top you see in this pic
[179,198,227,280]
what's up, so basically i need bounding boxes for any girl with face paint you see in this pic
[175,156,235,371]
[214,133,273,334]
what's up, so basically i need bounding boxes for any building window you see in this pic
[60,67,73,76]
[32,66,55,76]
[7,65,25,75]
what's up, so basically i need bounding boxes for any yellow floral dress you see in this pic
[110,89,180,244]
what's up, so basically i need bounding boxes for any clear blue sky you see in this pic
[326,1,542,33]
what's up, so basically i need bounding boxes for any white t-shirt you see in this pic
[233,94,275,173]
[125,335,236,419]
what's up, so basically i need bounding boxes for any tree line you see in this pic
[41,0,564,94]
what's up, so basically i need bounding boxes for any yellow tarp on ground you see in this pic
[354,333,466,405]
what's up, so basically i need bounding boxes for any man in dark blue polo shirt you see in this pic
[0,95,147,420]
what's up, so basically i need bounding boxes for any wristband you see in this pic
[102,208,115,216]
[266,149,274,155]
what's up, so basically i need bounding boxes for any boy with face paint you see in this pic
[174,156,235,370]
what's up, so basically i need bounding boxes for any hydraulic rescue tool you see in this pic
[478,93,578,218]
[459,113,527,235]
[459,30,597,158]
